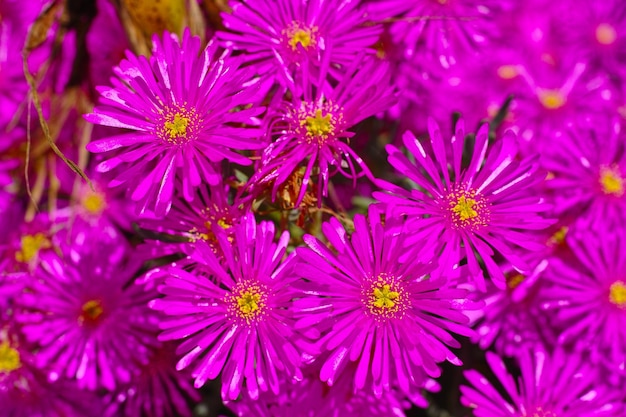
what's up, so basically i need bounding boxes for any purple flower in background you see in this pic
[541,121,626,230]
[293,209,478,394]
[218,0,380,85]
[85,29,265,217]
[247,56,395,207]
[461,347,623,416]
[15,240,159,390]
[104,342,200,417]
[542,229,626,377]
[376,119,551,290]
[151,214,303,400]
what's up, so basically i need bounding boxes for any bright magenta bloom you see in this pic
[85,30,265,216]
[151,214,303,401]
[293,209,478,395]
[375,119,552,290]
[218,0,381,86]
[247,57,395,206]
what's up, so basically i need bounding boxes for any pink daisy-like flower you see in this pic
[247,56,395,207]
[541,228,626,377]
[150,214,303,401]
[541,121,626,230]
[85,29,265,217]
[15,235,159,390]
[461,347,623,416]
[375,119,552,291]
[104,342,200,417]
[293,208,479,395]
[217,0,381,86]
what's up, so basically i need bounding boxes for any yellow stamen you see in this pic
[452,195,478,221]
[596,23,617,45]
[80,300,104,323]
[372,284,399,309]
[15,233,51,263]
[82,191,106,215]
[599,166,624,196]
[0,342,21,373]
[237,291,261,315]
[609,281,626,307]
[164,113,190,139]
[538,89,566,110]
[289,29,312,50]
[304,109,333,137]
[548,226,568,247]
[507,274,525,290]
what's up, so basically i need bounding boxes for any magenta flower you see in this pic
[15,239,159,390]
[541,121,626,230]
[247,56,395,207]
[293,209,478,395]
[218,0,381,86]
[541,228,626,377]
[151,214,303,401]
[375,119,552,290]
[104,342,199,417]
[461,347,623,416]
[85,29,265,216]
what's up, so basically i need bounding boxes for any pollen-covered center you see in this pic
[538,89,566,110]
[305,109,334,137]
[294,101,344,145]
[156,105,201,145]
[79,299,104,324]
[284,22,317,51]
[227,282,269,324]
[596,23,617,45]
[609,281,626,308]
[82,190,106,215]
[0,341,21,373]
[363,273,409,320]
[15,233,51,263]
[599,165,624,196]
[445,188,490,231]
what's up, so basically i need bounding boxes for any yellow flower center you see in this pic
[609,281,626,307]
[497,65,518,80]
[0,342,21,374]
[80,299,104,324]
[82,191,106,215]
[228,282,268,324]
[599,166,624,196]
[284,22,317,51]
[372,284,399,309]
[507,273,525,290]
[452,195,478,221]
[164,113,190,139]
[538,89,566,110]
[237,291,261,315]
[548,226,568,247]
[365,274,408,320]
[304,109,334,138]
[446,188,489,230]
[596,23,617,45]
[157,106,200,145]
[15,233,51,263]
[289,29,312,50]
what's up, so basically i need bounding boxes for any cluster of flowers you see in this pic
[1,0,626,415]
